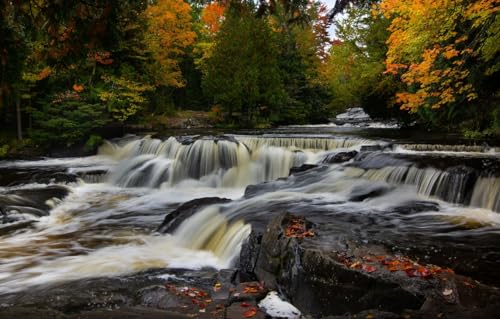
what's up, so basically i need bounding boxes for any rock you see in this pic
[0,220,37,236]
[391,200,440,214]
[225,302,266,319]
[157,197,231,233]
[70,307,189,319]
[322,151,358,164]
[239,230,262,281]
[333,108,371,125]
[228,282,268,303]
[175,135,239,146]
[0,167,78,187]
[349,183,392,202]
[244,213,500,318]
[324,309,402,319]
[289,164,318,175]
[137,285,184,309]
[360,145,384,152]
[0,307,67,319]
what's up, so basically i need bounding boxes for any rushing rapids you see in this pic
[0,133,499,296]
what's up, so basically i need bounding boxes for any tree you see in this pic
[324,5,401,119]
[143,0,196,88]
[378,0,499,131]
[202,2,284,125]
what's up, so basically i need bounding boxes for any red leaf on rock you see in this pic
[243,308,258,317]
[362,264,377,273]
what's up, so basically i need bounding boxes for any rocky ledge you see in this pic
[240,213,500,318]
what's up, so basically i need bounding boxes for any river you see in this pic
[0,127,499,298]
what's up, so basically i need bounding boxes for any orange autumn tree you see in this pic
[144,0,196,88]
[201,2,226,35]
[378,0,499,112]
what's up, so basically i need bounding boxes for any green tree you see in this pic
[202,3,284,125]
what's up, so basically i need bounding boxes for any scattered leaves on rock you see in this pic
[341,254,454,279]
[285,217,315,238]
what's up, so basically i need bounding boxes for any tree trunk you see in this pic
[16,96,22,141]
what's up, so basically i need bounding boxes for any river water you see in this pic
[0,128,499,294]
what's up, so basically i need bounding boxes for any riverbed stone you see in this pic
[322,150,358,164]
[289,164,318,175]
[241,213,500,318]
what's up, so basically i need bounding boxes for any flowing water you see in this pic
[1,131,499,294]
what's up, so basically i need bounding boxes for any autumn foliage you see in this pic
[378,0,499,112]
[144,0,196,88]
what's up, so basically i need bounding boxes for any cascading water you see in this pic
[0,133,499,296]
[101,135,370,188]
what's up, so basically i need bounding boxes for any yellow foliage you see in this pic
[378,0,495,111]
[144,0,196,88]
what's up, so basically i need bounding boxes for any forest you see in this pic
[0,0,498,154]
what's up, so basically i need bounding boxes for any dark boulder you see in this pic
[175,135,239,146]
[360,145,384,152]
[349,183,392,202]
[391,200,440,214]
[322,151,358,164]
[289,164,318,175]
[157,197,231,233]
[241,213,500,318]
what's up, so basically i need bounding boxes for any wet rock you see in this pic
[137,285,184,309]
[157,197,231,233]
[0,167,78,186]
[239,230,262,281]
[391,200,440,214]
[360,145,384,152]
[0,220,37,236]
[244,213,500,318]
[175,135,239,146]
[70,307,188,319]
[228,282,268,303]
[244,182,283,199]
[333,108,371,125]
[349,183,392,202]
[0,185,70,224]
[226,301,265,319]
[324,309,402,319]
[0,307,67,319]
[3,185,69,209]
[289,164,318,175]
[322,151,358,164]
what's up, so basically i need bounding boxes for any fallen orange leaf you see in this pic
[362,264,377,273]
[243,308,257,317]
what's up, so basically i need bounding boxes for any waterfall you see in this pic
[396,143,498,153]
[352,165,500,212]
[101,135,368,188]
[98,135,500,212]
[238,135,375,151]
[172,206,251,264]
[470,176,500,212]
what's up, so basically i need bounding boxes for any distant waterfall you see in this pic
[238,135,374,151]
[396,144,499,153]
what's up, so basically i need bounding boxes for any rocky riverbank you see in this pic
[1,210,499,318]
